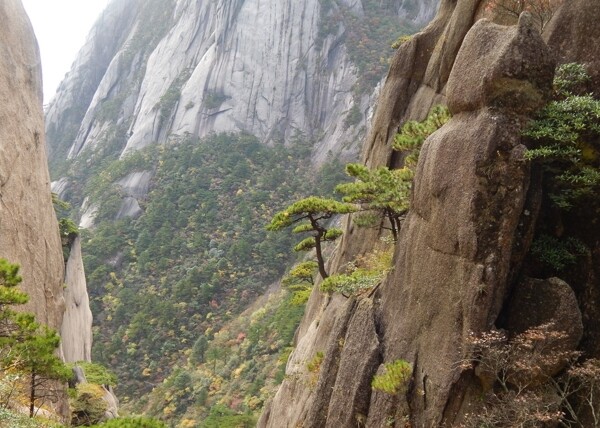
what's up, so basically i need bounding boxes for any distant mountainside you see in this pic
[46,0,438,178]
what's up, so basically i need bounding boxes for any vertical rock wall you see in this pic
[0,0,65,330]
[259,0,600,425]
[61,237,93,363]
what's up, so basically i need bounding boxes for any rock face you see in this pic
[381,17,553,424]
[260,1,600,425]
[0,0,73,420]
[61,237,93,363]
[0,0,65,330]
[45,0,440,226]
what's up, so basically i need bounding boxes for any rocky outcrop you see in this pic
[0,0,72,420]
[260,2,569,426]
[61,237,93,363]
[0,0,65,330]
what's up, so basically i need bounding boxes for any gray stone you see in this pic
[61,237,93,363]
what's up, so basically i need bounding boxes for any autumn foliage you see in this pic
[485,0,564,30]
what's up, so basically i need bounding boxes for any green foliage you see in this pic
[137,287,305,424]
[70,383,108,426]
[0,259,26,306]
[334,106,450,241]
[530,234,588,272]
[267,197,356,231]
[320,244,393,296]
[200,404,256,428]
[78,133,336,413]
[336,164,413,240]
[553,62,591,97]
[307,351,324,373]
[90,416,166,427]
[393,105,451,166]
[72,362,117,387]
[268,196,356,278]
[523,64,600,209]
[156,69,192,126]
[59,218,79,240]
[318,0,418,95]
[282,261,318,305]
[391,34,413,49]
[371,359,412,395]
[0,407,62,427]
[203,91,230,109]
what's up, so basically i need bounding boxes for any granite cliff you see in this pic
[46,0,439,226]
[260,1,600,426]
[0,0,94,420]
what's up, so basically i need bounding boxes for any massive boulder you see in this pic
[0,0,74,420]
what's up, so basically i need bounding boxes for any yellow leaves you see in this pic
[142,367,152,377]
[232,363,247,379]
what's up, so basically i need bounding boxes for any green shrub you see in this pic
[523,63,600,209]
[372,359,412,395]
[320,245,393,297]
[530,234,588,271]
[71,383,108,426]
[307,351,324,373]
[90,416,166,427]
[393,105,451,167]
[72,361,117,387]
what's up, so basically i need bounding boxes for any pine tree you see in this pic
[0,258,71,417]
[336,164,413,241]
[267,197,356,279]
[13,326,72,417]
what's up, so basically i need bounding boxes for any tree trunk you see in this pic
[29,370,35,418]
[314,234,328,279]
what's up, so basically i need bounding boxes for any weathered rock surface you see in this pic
[504,277,583,383]
[0,0,65,330]
[0,0,74,420]
[261,4,561,427]
[61,237,93,363]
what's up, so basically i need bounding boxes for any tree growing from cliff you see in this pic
[267,197,356,279]
[282,261,318,305]
[335,105,450,241]
[393,105,451,166]
[14,327,72,417]
[336,164,413,241]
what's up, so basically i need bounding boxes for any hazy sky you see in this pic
[21,0,110,104]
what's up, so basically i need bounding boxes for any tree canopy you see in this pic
[267,197,356,279]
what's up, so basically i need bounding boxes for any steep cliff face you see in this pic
[0,0,65,331]
[261,1,600,426]
[45,0,439,226]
